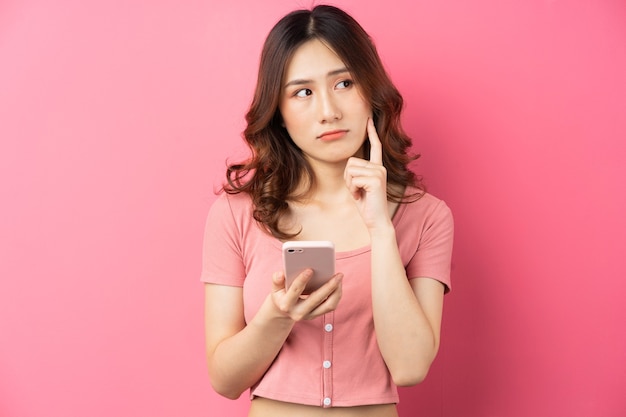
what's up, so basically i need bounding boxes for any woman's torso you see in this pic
[202,187,451,410]
[248,197,403,415]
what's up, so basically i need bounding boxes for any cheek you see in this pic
[356,107,373,136]
[352,89,372,116]
[351,98,372,122]
[279,104,305,131]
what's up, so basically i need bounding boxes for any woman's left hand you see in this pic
[344,118,390,231]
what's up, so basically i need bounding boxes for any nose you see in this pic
[318,91,342,123]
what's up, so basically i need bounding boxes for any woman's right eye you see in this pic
[295,88,312,98]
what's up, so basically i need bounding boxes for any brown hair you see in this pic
[224,5,423,239]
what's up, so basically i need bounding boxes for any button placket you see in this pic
[321,311,334,408]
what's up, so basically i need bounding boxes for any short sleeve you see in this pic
[200,193,246,286]
[406,200,454,292]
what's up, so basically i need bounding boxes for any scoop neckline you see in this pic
[269,191,413,258]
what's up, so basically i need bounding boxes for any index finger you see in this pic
[367,118,383,165]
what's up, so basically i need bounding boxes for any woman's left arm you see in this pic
[370,229,445,386]
[344,118,447,386]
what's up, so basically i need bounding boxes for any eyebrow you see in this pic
[283,68,350,89]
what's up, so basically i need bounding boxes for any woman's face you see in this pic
[278,39,372,166]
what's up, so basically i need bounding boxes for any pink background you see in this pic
[1,0,625,416]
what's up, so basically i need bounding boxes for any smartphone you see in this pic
[282,241,335,294]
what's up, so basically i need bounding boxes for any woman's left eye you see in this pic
[336,80,352,89]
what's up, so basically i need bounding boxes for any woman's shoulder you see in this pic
[400,186,452,221]
[207,190,255,225]
[211,190,253,209]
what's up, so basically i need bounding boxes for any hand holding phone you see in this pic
[282,241,335,295]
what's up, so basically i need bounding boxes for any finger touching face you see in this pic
[367,118,383,165]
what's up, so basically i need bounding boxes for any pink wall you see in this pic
[1,1,624,416]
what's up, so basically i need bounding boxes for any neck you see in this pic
[295,159,351,202]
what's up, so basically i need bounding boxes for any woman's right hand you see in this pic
[204,271,342,399]
[270,269,343,321]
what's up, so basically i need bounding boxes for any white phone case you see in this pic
[282,241,335,294]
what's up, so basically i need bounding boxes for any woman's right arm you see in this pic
[204,270,343,399]
[204,282,293,399]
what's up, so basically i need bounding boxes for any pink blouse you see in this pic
[201,188,453,407]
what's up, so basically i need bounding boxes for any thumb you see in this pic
[272,271,286,291]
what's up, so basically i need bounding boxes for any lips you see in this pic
[318,129,348,141]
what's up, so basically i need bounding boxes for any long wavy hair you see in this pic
[224,5,423,239]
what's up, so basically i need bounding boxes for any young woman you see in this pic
[202,5,454,416]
